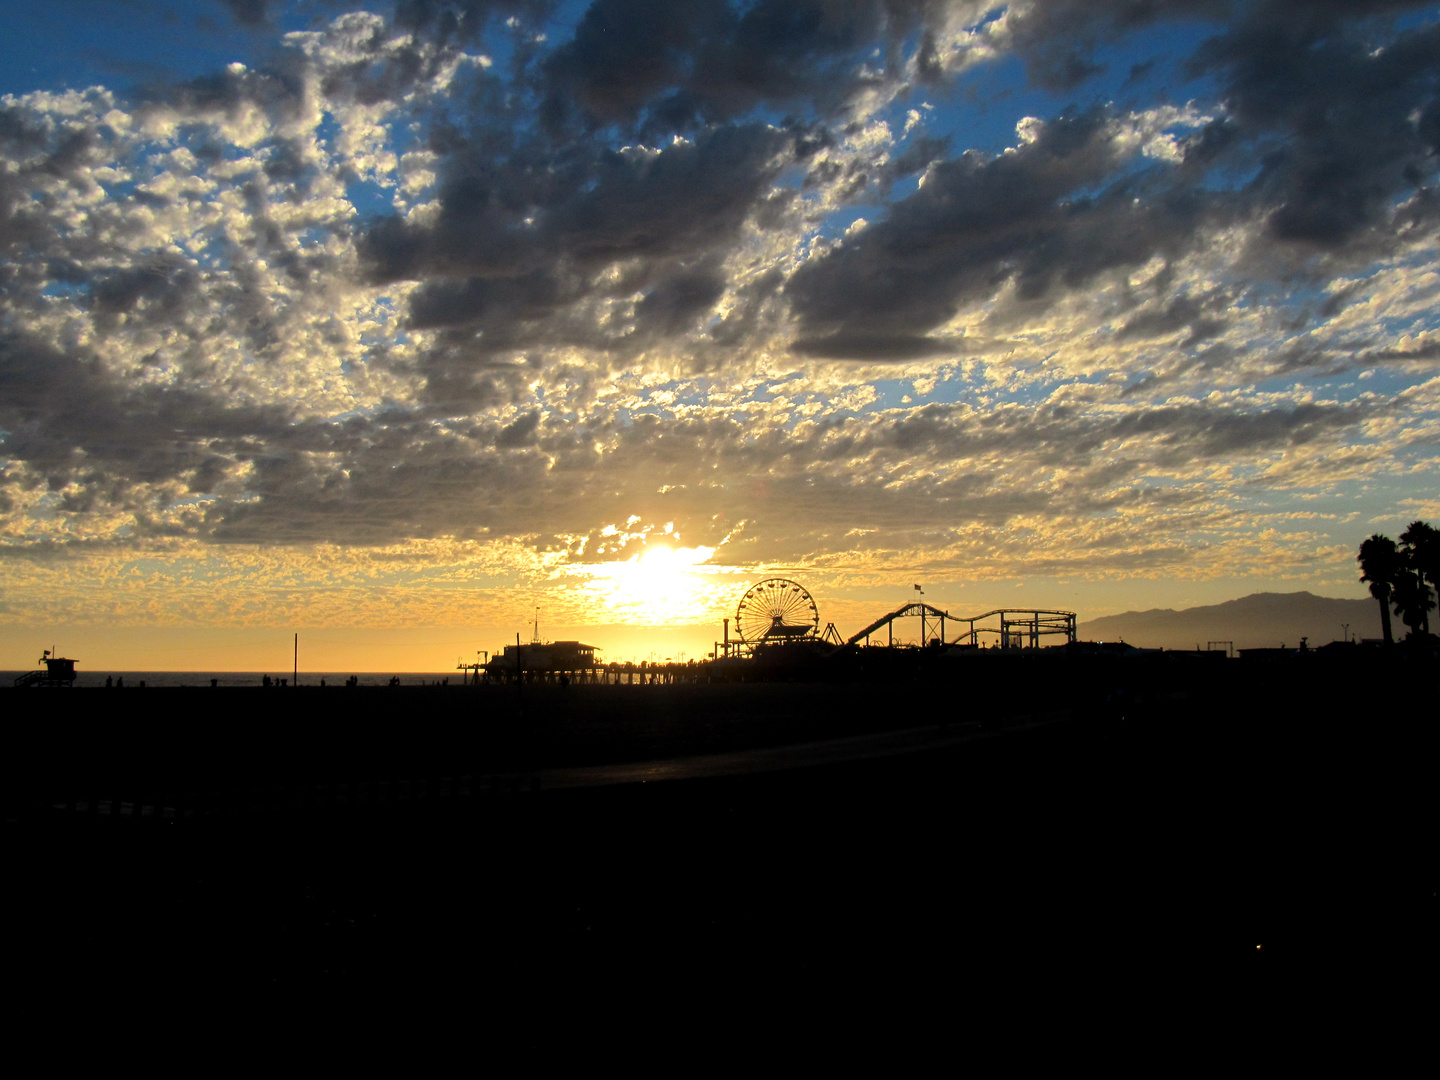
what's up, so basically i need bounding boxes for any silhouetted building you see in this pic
[484,640,602,681]
[14,651,78,688]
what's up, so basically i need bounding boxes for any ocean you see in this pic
[2,670,467,689]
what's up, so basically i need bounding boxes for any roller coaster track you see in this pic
[845,603,1076,650]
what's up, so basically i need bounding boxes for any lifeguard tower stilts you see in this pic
[14,649,78,688]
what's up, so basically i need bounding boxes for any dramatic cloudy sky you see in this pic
[3,0,1439,667]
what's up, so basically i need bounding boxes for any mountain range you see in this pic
[1080,592,1384,652]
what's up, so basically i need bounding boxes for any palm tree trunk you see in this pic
[1378,591,1393,645]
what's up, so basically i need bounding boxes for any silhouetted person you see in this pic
[115,676,123,688]
[105,675,112,688]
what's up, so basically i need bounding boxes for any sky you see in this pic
[2,0,1439,670]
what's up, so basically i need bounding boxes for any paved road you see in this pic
[501,711,1071,791]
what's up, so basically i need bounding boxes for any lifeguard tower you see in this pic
[14,649,78,688]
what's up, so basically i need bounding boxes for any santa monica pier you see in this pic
[7,573,1431,987]
[465,576,1082,687]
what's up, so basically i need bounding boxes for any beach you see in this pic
[9,654,1434,997]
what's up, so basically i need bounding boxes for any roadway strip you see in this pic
[500,711,1071,792]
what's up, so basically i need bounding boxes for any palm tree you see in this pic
[1358,534,1400,646]
[1391,565,1434,638]
[1399,520,1439,637]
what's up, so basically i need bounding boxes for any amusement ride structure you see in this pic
[716,578,1076,658]
[845,602,1077,650]
[463,578,1079,683]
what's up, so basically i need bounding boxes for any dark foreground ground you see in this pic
[8,652,1436,1008]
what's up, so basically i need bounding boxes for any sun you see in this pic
[638,543,706,606]
[563,542,730,626]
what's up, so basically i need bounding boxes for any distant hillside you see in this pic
[1080,591,1383,651]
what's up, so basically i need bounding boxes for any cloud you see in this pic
[999,0,1233,91]
[1188,2,1440,251]
[790,333,959,360]
[2,1,1439,633]
[363,122,795,283]
[219,0,275,27]
[786,103,1219,344]
[539,0,950,133]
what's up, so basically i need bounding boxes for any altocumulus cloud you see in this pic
[1,0,1439,629]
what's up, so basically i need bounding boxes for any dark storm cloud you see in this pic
[788,331,1009,360]
[786,1,1440,357]
[1108,398,1372,459]
[179,4,550,118]
[365,121,794,285]
[1115,293,1229,346]
[815,394,1380,473]
[1189,3,1440,249]
[540,0,946,134]
[1001,0,1233,92]
[310,3,556,108]
[407,269,571,330]
[207,417,560,544]
[878,133,950,192]
[494,408,541,446]
[0,332,301,507]
[632,261,727,337]
[148,54,309,123]
[0,98,122,261]
[363,120,795,395]
[1000,1,1430,91]
[789,333,956,360]
[786,103,1214,348]
[393,0,553,39]
[545,123,789,265]
[1366,341,1440,362]
[0,331,564,546]
[218,0,553,46]
[91,259,203,325]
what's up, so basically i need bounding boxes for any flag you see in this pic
[914,584,922,591]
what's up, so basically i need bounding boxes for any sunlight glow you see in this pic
[560,543,733,625]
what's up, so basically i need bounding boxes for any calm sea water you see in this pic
[3,670,467,689]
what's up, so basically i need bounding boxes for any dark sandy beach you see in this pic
[9,652,1434,999]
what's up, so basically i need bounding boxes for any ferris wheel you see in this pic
[734,578,820,642]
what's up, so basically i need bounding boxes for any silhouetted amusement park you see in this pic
[465,578,1080,685]
[10,553,1434,982]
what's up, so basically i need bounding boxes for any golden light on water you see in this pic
[560,543,738,626]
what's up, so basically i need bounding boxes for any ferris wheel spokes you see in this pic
[734,578,820,643]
